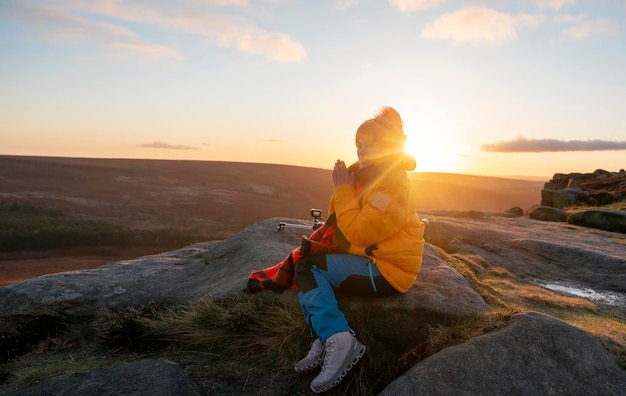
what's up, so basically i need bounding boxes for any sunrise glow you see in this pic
[403,107,466,173]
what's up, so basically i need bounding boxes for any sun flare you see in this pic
[402,108,465,174]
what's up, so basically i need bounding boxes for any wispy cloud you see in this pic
[333,0,359,10]
[549,10,619,44]
[138,141,199,150]
[481,136,626,152]
[388,0,443,13]
[106,42,182,60]
[533,0,577,10]
[552,13,586,24]
[420,6,544,45]
[554,18,619,42]
[0,0,306,62]
[77,1,306,62]
[234,33,306,63]
[199,0,250,6]
[0,1,182,59]
[1,2,136,44]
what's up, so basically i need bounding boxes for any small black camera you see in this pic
[310,208,323,230]
[276,209,325,231]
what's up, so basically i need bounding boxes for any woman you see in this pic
[294,106,425,393]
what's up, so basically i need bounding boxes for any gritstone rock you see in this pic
[379,311,626,396]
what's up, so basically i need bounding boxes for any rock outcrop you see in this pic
[541,169,626,209]
[0,218,487,335]
[533,169,626,233]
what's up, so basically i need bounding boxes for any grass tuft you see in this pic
[143,295,309,368]
[423,309,513,357]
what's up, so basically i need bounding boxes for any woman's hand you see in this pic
[332,160,353,186]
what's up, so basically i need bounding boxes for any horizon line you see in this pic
[0,153,558,181]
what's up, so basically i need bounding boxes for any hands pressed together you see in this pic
[332,159,353,187]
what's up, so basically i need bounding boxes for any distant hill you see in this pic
[0,155,544,284]
[0,155,543,234]
[411,172,542,212]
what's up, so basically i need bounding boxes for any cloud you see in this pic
[388,0,443,13]
[420,6,544,45]
[106,42,182,59]
[198,0,250,5]
[155,10,307,63]
[235,33,306,63]
[481,136,626,153]
[76,0,307,62]
[1,2,136,44]
[532,0,577,10]
[138,141,199,150]
[0,1,180,59]
[555,18,619,42]
[552,13,586,24]
[333,0,359,10]
[0,0,306,63]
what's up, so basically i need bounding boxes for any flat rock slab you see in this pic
[423,212,626,303]
[2,360,199,396]
[0,218,488,334]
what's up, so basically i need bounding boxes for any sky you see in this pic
[1,0,625,178]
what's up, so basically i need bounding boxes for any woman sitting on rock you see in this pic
[294,106,425,393]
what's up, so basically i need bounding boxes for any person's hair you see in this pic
[356,106,406,152]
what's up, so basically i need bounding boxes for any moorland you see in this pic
[0,155,543,285]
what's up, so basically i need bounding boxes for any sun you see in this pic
[402,109,465,174]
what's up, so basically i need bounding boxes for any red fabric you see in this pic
[246,222,344,293]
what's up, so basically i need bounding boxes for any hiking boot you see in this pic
[310,331,366,393]
[295,338,324,373]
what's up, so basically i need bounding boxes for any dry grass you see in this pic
[445,251,626,369]
[143,295,309,367]
[142,294,419,395]
[566,202,626,213]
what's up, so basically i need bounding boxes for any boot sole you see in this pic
[294,360,322,373]
[295,340,324,373]
[310,343,366,393]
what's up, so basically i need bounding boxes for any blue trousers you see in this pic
[295,254,398,343]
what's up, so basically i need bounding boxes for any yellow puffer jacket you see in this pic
[328,158,425,293]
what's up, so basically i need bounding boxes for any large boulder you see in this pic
[0,218,488,335]
[529,206,567,222]
[505,206,523,216]
[541,188,586,208]
[379,311,626,396]
[336,245,490,344]
[567,209,626,234]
